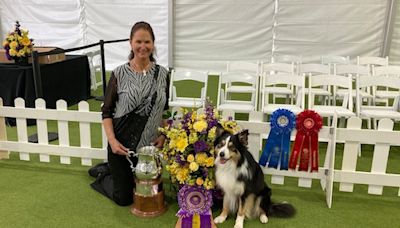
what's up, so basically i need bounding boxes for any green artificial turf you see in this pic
[0,73,399,228]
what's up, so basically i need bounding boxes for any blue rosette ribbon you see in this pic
[259,109,296,170]
[177,185,213,228]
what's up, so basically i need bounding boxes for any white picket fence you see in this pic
[0,98,107,166]
[0,98,399,208]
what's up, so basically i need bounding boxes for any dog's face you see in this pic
[214,125,248,166]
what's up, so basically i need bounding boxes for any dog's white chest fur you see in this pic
[215,162,245,196]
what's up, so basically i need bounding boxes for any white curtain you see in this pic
[389,2,400,64]
[273,0,388,63]
[0,0,169,69]
[173,0,274,72]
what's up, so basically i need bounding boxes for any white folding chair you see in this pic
[86,50,102,90]
[260,62,297,107]
[356,75,400,129]
[261,71,305,115]
[335,64,372,104]
[299,63,332,107]
[168,69,209,108]
[225,61,259,103]
[309,73,355,125]
[217,71,258,114]
[373,66,400,105]
[357,56,389,105]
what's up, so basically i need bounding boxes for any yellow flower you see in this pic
[9,49,17,56]
[208,127,216,140]
[21,37,31,46]
[189,162,199,172]
[9,41,18,49]
[205,157,215,167]
[196,177,204,186]
[176,168,189,184]
[176,137,188,152]
[2,40,9,47]
[187,154,195,163]
[17,49,25,57]
[195,153,207,165]
[188,132,198,144]
[193,120,207,132]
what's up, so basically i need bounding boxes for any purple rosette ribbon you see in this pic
[177,185,213,228]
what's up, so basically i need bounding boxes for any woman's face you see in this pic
[130,28,154,61]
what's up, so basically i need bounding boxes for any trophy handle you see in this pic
[126,151,138,173]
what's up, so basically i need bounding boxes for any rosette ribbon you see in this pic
[289,110,322,172]
[177,185,213,228]
[259,109,296,170]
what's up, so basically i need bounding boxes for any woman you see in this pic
[90,21,169,206]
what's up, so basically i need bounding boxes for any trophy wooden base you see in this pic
[131,191,167,217]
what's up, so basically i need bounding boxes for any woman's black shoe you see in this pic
[88,162,110,177]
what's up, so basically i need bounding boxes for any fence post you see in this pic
[0,98,9,159]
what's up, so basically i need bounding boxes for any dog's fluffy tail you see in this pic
[269,202,296,218]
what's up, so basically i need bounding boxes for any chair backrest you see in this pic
[169,69,209,101]
[356,75,400,115]
[299,63,330,75]
[217,71,258,108]
[309,74,352,109]
[263,72,305,108]
[357,56,389,67]
[373,66,400,77]
[336,64,369,76]
[219,71,257,85]
[85,50,102,90]
[321,55,350,65]
[226,61,259,75]
[261,62,295,75]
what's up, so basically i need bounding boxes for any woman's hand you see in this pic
[152,135,166,149]
[109,138,129,156]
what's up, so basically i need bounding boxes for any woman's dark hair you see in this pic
[128,21,156,62]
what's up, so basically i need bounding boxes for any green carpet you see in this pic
[1,73,399,227]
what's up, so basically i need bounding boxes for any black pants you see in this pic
[91,145,138,206]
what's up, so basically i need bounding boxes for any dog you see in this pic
[213,126,295,228]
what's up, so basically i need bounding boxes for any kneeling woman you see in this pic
[90,21,169,206]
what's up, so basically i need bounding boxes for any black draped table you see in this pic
[0,55,91,125]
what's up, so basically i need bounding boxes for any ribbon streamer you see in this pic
[289,110,322,172]
[177,185,213,228]
[259,109,296,170]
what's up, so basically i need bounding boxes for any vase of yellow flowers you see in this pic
[159,103,240,228]
[2,21,34,66]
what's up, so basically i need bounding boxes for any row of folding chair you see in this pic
[168,58,400,128]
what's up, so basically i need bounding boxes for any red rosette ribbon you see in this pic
[288,110,322,172]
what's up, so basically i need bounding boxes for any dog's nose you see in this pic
[219,152,225,158]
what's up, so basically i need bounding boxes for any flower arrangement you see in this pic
[159,104,240,190]
[2,21,34,62]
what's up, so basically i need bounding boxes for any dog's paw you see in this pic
[260,214,269,224]
[233,223,243,228]
[214,215,227,224]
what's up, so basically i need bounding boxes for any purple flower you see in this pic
[175,154,185,165]
[201,168,208,178]
[167,119,173,126]
[194,140,208,153]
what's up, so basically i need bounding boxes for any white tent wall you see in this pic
[0,0,169,70]
[0,0,83,48]
[85,0,169,70]
[173,0,274,72]
[273,0,388,63]
[389,1,400,65]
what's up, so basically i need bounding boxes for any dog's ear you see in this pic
[238,129,249,145]
[215,123,226,138]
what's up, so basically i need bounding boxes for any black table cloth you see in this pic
[0,55,91,125]
[0,55,91,108]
